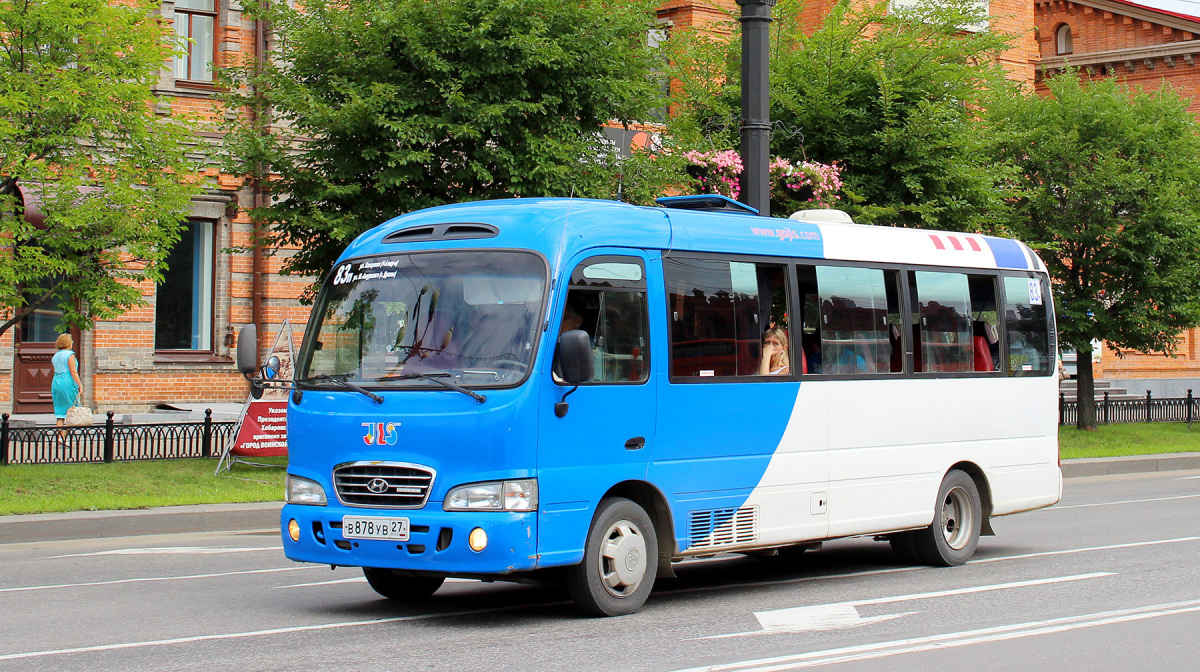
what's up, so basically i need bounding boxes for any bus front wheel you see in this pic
[362,568,445,601]
[912,469,982,566]
[567,497,658,617]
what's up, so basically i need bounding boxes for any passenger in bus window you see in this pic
[758,327,791,375]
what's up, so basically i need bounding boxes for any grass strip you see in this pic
[0,457,285,516]
[1060,422,1200,459]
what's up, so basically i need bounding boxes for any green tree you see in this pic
[666,0,1015,224]
[987,73,1200,430]
[223,0,680,294]
[0,0,203,338]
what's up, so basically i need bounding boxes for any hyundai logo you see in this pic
[366,478,390,494]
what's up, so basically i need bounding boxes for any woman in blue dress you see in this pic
[51,333,82,430]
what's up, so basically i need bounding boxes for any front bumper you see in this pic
[280,503,539,576]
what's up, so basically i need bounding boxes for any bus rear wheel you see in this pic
[912,469,982,566]
[362,568,445,601]
[566,497,658,617]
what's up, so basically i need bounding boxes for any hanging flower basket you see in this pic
[770,158,843,209]
[682,150,743,200]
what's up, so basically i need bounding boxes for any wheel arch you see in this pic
[948,461,995,536]
[603,480,678,578]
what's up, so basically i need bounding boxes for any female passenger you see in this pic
[51,333,83,432]
[759,326,790,376]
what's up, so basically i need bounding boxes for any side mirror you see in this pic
[263,355,281,380]
[556,330,594,385]
[236,324,258,375]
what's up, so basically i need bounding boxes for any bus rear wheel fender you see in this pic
[362,567,446,601]
[910,469,983,567]
[566,496,659,617]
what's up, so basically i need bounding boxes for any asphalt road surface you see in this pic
[2,469,1198,672]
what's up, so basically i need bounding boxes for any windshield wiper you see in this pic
[296,374,384,404]
[376,372,487,404]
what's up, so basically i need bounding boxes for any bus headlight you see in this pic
[444,479,538,512]
[286,475,328,506]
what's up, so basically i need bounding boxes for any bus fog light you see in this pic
[287,519,301,542]
[468,527,488,552]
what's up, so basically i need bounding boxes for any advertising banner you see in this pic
[216,321,295,472]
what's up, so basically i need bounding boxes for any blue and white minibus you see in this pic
[240,195,1060,616]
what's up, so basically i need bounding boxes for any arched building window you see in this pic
[1056,24,1074,55]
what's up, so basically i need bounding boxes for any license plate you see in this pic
[342,516,410,541]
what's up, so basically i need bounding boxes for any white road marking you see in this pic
[968,537,1200,564]
[0,566,318,594]
[47,546,281,559]
[1049,493,1200,510]
[1180,475,1200,480]
[275,576,475,589]
[662,537,1192,597]
[672,598,1200,672]
[696,573,1112,639]
[0,600,571,662]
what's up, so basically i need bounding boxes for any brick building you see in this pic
[1035,0,1200,395]
[0,1,308,415]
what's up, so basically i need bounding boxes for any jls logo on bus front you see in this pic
[362,422,400,446]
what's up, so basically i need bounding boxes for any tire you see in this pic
[911,470,983,567]
[566,497,658,617]
[362,567,445,601]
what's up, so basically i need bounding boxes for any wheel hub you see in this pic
[941,485,973,550]
[599,521,647,598]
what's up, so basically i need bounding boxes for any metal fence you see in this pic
[1059,390,1197,426]
[0,410,238,466]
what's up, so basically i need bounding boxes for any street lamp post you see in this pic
[738,0,776,217]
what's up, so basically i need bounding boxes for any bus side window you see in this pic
[562,256,649,384]
[664,257,791,378]
[910,271,973,373]
[802,264,902,375]
[968,275,1001,373]
[1002,275,1050,376]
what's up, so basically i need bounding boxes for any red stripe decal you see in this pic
[967,237,982,252]
[929,234,945,250]
[948,236,964,251]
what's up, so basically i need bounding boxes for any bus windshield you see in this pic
[298,250,547,389]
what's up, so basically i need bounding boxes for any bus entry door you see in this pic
[535,252,658,568]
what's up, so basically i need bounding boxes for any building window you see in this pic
[173,0,216,83]
[1056,24,1074,55]
[156,221,215,351]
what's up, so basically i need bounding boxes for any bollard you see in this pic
[1145,390,1153,423]
[1103,391,1110,425]
[104,411,115,463]
[1059,392,1065,426]
[202,408,213,458]
[1,412,9,466]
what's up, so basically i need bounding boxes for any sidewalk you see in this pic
[2,454,1198,545]
[5,403,245,427]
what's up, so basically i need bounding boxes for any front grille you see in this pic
[333,462,435,508]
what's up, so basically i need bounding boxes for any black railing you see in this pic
[1059,389,1196,426]
[0,410,238,466]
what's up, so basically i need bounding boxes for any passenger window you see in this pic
[558,256,648,384]
[798,265,902,375]
[968,276,1001,373]
[1002,275,1051,376]
[910,271,973,373]
[665,257,790,378]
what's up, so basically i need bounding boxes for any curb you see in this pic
[3,455,1199,546]
[1059,451,1200,478]
[0,501,283,545]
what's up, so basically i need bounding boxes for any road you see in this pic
[2,470,1198,672]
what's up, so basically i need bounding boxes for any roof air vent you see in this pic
[656,195,759,216]
[788,209,855,225]
[382,222,499,243]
